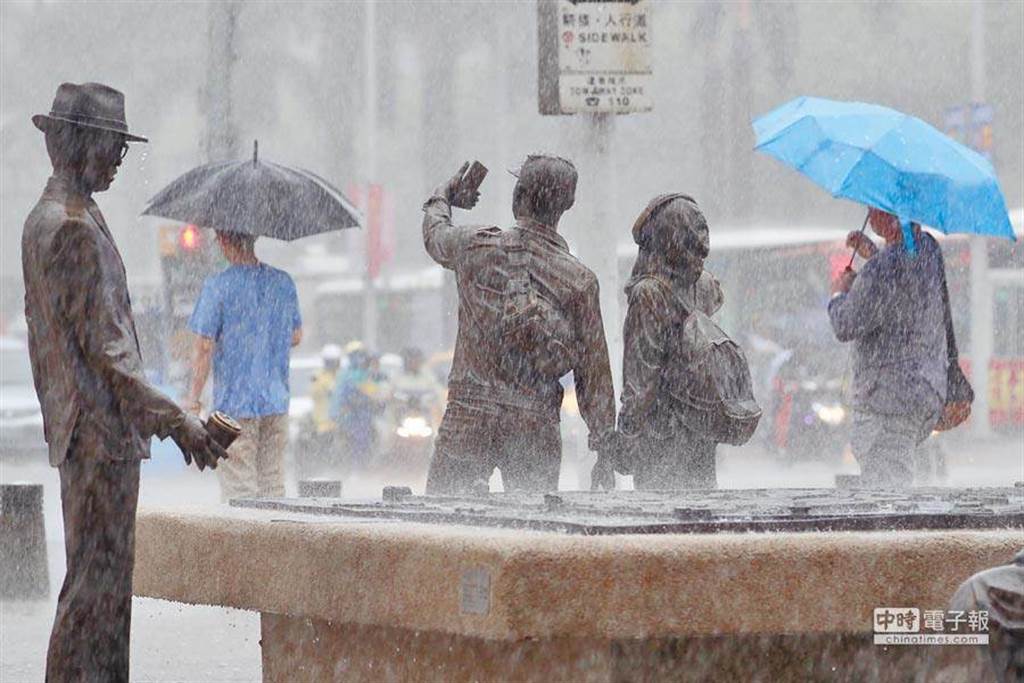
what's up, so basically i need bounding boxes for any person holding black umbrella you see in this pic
[142,141,361,501]
[22,82,226,682]
[184,230,303,501]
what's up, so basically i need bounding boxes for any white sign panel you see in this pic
[556,0,651,114]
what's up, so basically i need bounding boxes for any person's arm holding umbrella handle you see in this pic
[846,230,878,261]
[831,266,858,296]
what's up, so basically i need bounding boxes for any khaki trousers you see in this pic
[217,414,288,501]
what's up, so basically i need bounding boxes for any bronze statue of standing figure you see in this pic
[613,194,761,490]
[421,155,617,494]
[22,83,226,682]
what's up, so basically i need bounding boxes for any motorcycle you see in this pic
[377,389,436,476]
[768,349,850,464]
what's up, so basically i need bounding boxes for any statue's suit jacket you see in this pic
[22,175,183,466]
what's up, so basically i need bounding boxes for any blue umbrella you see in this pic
[753,96,1015,253]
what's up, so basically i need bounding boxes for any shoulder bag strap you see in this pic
[933,235,959,363]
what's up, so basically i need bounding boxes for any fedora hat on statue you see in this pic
[33,82,148,142]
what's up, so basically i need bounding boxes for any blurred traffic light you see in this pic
[157,224,222,372]
[158,225,219,314]
[179,224,201,251]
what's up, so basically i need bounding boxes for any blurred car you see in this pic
[0,335,210,473]
[0,336,46,463]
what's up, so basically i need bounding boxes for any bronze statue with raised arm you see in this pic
[421,156,617,494]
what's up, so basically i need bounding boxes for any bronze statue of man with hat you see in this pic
[421,155,618,494]
[22,82,226,682]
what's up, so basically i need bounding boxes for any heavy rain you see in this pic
[1,1,1022,681]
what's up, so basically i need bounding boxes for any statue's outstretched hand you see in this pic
[171,413,228,471]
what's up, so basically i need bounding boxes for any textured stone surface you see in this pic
[134,505,1019,639]
[230,486,1024,534]
[259,614,995,683]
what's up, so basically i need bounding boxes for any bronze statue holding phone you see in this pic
[420,155,618,494]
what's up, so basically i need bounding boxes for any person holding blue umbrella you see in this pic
[828,207,947,486]
[753,96,1014,486]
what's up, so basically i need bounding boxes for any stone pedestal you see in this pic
[133,506,1016,681]
[259,616,990,682]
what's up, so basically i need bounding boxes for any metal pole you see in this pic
[580,112,622,395]
[203,1,241,162]
[969,0,991,436]
[362,0,379,350]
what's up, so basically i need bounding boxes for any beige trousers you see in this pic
[218,413,288,501]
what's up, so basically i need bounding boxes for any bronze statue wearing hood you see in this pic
[614,194,759,490]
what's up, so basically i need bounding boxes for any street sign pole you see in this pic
[539,0,652,394]
[203,1,241,164]
[969,0,991,436]
[580,112,622,393]
[363,0,379,350]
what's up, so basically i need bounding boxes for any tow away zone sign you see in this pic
[539,0,652,115]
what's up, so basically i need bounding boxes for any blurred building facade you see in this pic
[2,1,1021,353]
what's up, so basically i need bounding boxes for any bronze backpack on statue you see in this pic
[646,276,762,446]
[497,229,578,382]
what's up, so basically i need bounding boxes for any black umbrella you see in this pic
[141,141,361,240]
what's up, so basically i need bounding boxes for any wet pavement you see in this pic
[1,463,262,683]
[1,434,1020,681]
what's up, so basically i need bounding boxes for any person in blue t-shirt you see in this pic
[185,230,302,500]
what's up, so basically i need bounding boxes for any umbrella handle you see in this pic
[846,212,870,270]
[253,140,259,167]
[900,216,917,255]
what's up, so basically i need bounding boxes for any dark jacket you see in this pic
[828,233,947,415]
[22,175,185,466]
[422,194,616,448]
